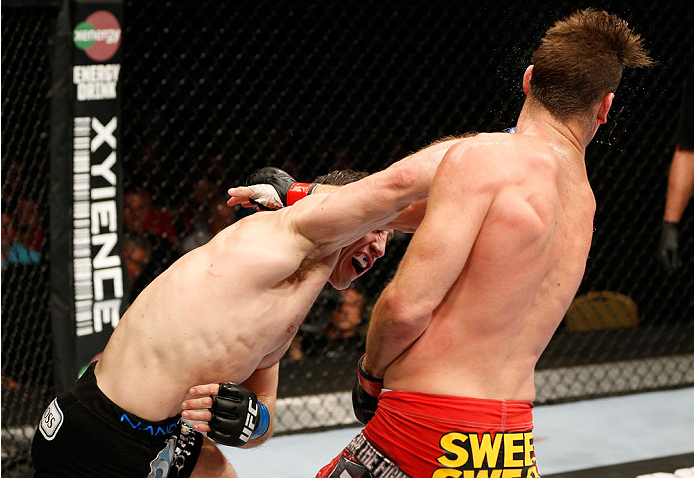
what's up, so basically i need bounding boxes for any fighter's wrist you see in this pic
[662,221,679,234]
[357,354,383,397]
[286,182,319,206]
[250,402,270,440]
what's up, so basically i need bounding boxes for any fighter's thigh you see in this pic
[189,436,238,478]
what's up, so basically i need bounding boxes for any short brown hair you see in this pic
[314,169,369,185]
[530,8,652,122]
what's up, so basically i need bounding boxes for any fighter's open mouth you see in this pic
[352,253,369,274]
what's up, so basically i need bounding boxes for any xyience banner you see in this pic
[51,0,126,391]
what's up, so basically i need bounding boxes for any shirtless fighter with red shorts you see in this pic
[318,8,652,478]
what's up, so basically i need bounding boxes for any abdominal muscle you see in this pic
[94,240,333,422]
[94,306,261,421]
[95,275,282,421]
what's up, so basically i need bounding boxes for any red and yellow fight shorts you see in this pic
[362,390,540,478]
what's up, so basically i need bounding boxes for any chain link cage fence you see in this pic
[2,1,694,475]
[2,2,57,474]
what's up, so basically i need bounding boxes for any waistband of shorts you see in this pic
[347,432,411,478]
[71,362,180,442]
[378,390,533,430]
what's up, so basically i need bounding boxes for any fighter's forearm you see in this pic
[327,137,460,203]
[663,147,694,223]
[392,138,462,198]
[311,184,339,194]
[385,199,428,233]
[236,364,277,447]
[364,285,431,378]
[305,138,458,227]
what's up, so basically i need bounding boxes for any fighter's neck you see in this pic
[515,102,591,158]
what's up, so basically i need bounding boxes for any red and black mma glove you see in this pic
[244,167,319,210]
[352,354,383,425]
[206,383,270,447]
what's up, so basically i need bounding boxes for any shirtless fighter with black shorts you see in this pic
[31,138,462,476]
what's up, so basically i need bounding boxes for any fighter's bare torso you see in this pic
[385,131,596,401]
[94,140,443,422]
[95,208,339,421]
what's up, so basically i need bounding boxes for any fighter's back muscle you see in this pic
[456,135,593,310]
[387,135,594,400]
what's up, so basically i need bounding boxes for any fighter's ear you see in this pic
[523,65,534,95]
[597,92,615,125]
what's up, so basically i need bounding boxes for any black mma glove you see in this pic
[352,354,383,425]
[206,383,270,447]
[244,167,319,210]
[656,221,681,273]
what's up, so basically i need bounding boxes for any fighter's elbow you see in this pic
[377,288,432,337]
[383,162,423,203]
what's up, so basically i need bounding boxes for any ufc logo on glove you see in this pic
[206,383,270,447]
[239,400,258,443]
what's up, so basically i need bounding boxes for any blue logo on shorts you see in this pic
[120,414,178,436]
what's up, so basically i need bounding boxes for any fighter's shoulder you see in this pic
[211,206,304,246]
[443,132,511,160]
[279,192,331,230]
[439,133,513,180]
[204,208,315,274]
[453,132,555,168]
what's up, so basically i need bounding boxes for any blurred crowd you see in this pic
[2,133,393,376]
[2,161,45,268]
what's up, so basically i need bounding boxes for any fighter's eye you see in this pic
[378,230,394,244]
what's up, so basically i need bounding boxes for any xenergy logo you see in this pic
[73,10,121,62]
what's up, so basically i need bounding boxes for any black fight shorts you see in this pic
[31,363,202,477]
